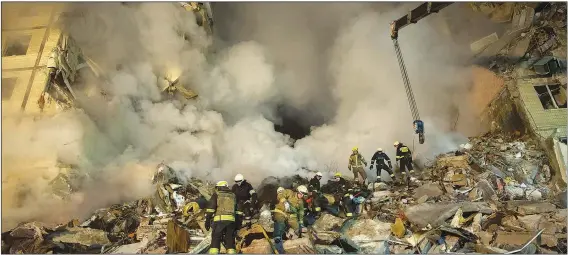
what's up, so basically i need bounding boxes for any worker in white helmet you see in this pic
[370,148,395,183]
[348,147,368,186]
[231,174,257,220]
[308,172,323,193]
[273,185,308,253]
[307,172,324,218]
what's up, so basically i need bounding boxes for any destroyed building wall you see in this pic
[511,74,568,188]
[516,77,567,139]
[1,3,67,117]
[553,138,568,185]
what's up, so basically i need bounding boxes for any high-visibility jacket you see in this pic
[274,189,304,223]
[348,152,367,169]
[206,188,238,222]
[396,144,412,161]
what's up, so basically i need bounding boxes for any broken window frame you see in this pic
[2,77,18,101]
[2,34,32,57]
[533,84,567,110]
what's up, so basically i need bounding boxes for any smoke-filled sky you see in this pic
[2,2,496,230]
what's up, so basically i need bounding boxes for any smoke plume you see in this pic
[2,2,486,230]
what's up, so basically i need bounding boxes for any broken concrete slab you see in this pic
[495,231,532,246]
[3,222,55,254]
[310,230,340,245]
[241,237,316,254]
[343,219,391,254]
[479,231,494,245]
[506,200,557,215]
[240,239,272,254]
[404,202,493,229]
[413,183,443,199]
[109,241,147,254]
[368,182,389,191]
[476,179,498,201]
[436,155,469,169]
[502,215,526,231]
[539,221,558,235]
[51,227,110,247]
[417,195,429,204]
[518,214,543,231]
[283,237,316,253]
[312,213,345,232]
[136,219,167,242]
[471,32,499,54]
[314,244,344,254]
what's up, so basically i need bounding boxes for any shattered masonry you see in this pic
[2,2,567,255]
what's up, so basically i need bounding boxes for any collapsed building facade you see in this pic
[1,2,567,254]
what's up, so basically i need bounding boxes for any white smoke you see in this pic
[2,2,481,230]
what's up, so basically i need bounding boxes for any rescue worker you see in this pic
[321,173,352,217]
[394,141,414,183]
[231,174,257,221]
[308,172,322,193]
[342,188,356,219]
[205,181,240,254]
[306,172,324,218]
[370,148,395,183]
[348,147,368,186]
[273,185,308,254]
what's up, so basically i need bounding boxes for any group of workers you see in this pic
[205,174,257,254]
[204,140,414,254]
[348,141,415,186]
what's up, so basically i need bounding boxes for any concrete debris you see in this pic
[4,134,567,254]
[312,213,345,232]
[314,244,344,253]
[52,227,110,249]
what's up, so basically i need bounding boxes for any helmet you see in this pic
[216,181,228,187]
[277,187,285,194]
[352,146,358,151]
[297,185,308,195]
[234,174,244,182]
[377,148,383,152]
[316,172,323,177]
[334,172,342,178]
[393,141,400,146]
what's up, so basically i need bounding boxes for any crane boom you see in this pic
[389,2,453,144]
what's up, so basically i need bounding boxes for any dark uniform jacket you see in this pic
[321,177,351,196]
[396,144,412,161]
[308,177,321,193]
[231,180,257,204]
[371,151,392,168]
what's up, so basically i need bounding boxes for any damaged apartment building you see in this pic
[1,2,567,255]
[1,2,211,200]
[454,3,568,189]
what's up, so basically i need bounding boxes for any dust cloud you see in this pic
[2,2,483,230]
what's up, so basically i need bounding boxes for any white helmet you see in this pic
[277,187,285,194]
[297,185,308,194]
[377,148,383,152]
[316,172,323,177]
[234,174,244,182]
[393,141,400,147]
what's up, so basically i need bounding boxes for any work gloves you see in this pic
[370,164,374,170]
[284,202,291,212]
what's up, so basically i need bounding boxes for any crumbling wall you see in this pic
[483,85,526,135]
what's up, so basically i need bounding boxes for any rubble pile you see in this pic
[3,133,566,254]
